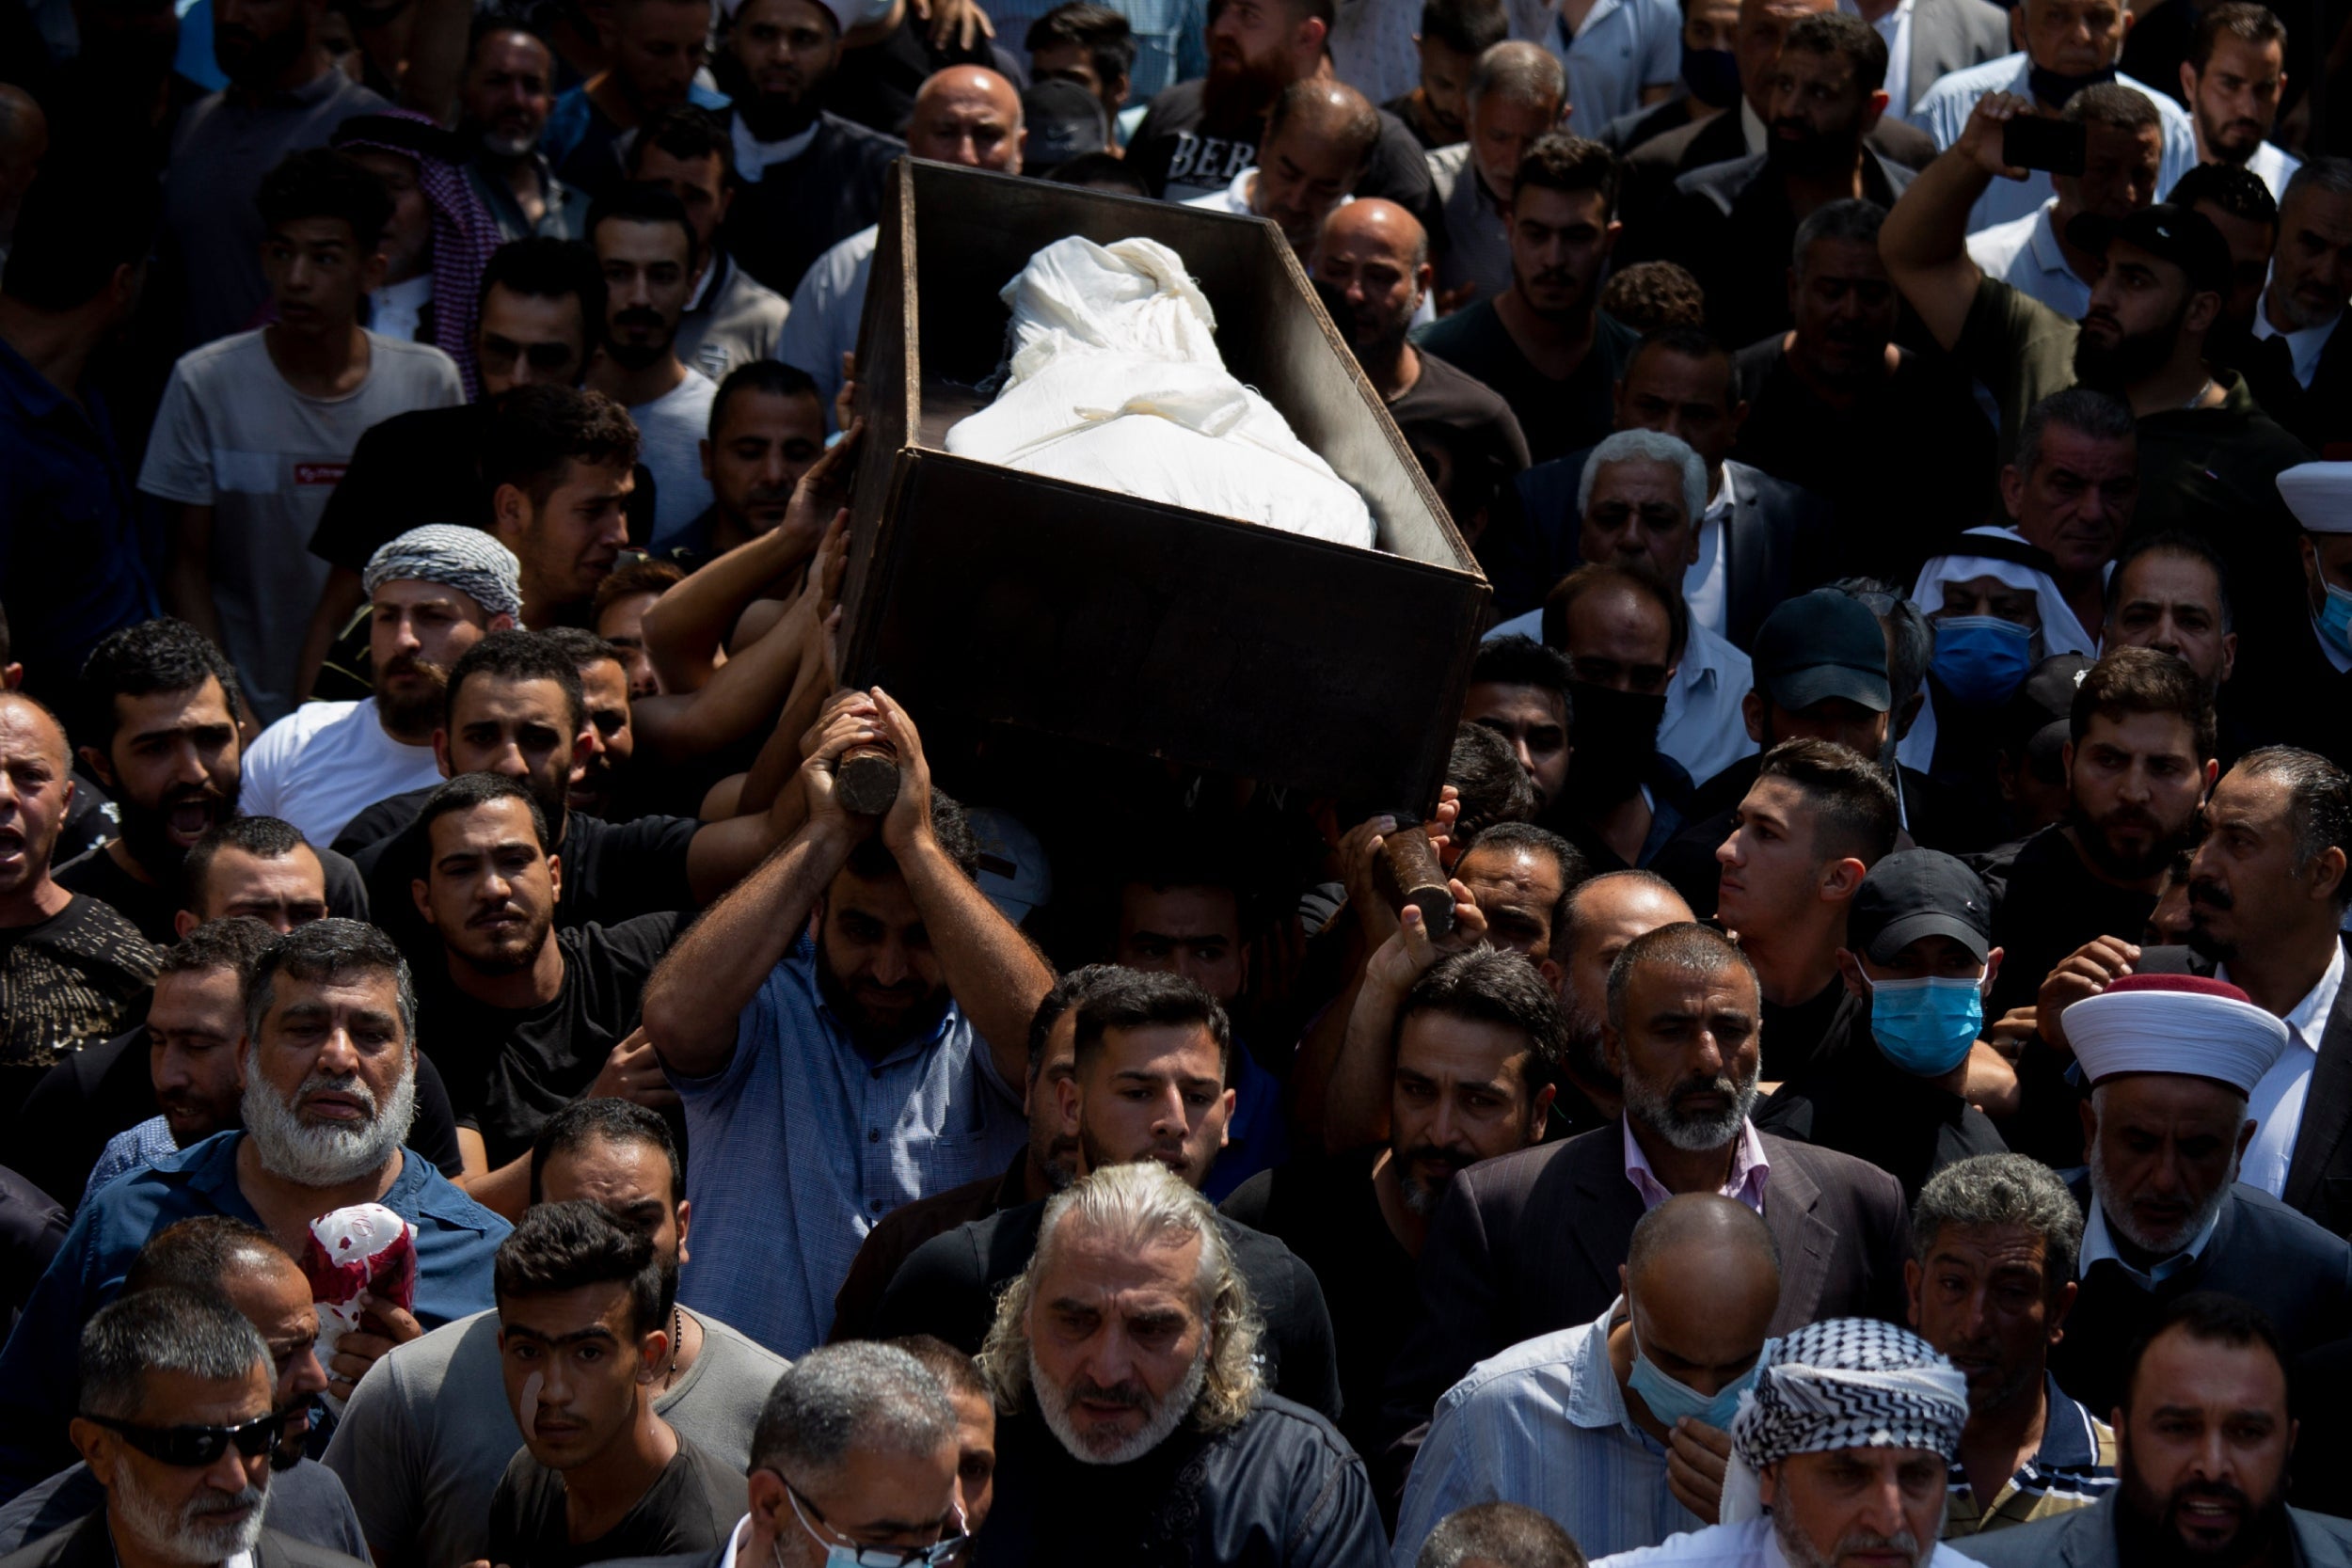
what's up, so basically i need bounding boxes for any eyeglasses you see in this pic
[87,1412,281,1468]
[779,1475,971,1567]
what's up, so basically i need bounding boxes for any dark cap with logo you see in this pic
[2062,202,2233,297]
[1850,849,1994,965]
[1751,590,1892,714]
[2000,653,2095,777]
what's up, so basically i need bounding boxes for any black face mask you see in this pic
[1680,43,1742,109]
[1564,680,1667,803]
[2026,62,2117,108]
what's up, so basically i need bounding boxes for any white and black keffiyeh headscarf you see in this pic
[1721,1319,1970,1524]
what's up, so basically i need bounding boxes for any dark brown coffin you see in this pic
[840,157,1491,813]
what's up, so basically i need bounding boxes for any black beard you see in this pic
[2074,313,2184,389]
[120,783,239,881]
[2068,799,2193,882]
[2115,1468,2292,1568]
[1200,55,1287,128]
[602,335,674,372]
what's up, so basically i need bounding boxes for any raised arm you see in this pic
[869,689,1054,1091]
[641,696,878,1077]
[1320,890,1487,1155]
[1881,92,2029,350]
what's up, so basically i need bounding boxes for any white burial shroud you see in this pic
[944,235,1378,550]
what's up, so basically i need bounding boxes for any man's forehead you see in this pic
[1629,962,1756,1010]
[2118,549,2220,605]
[428,800,541,854]
[1563,587,1673,659]
[0,701,66,765]
[545,1134,674,1204]
[454,677,570,727]
[1589,458,1686,505]
[1459,843,1562,896]
[215,843,325,892]
[1926,1220,2049,1266]
[1040,1226,1204,1302]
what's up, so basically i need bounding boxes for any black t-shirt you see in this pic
[487,1431,745,1568]
[54,840,373,946]
[1410,304,1640,465]
[818,15,1019,135]
[417,913,679,1166]
[349,790,701,974]
[1388,351,1530,534]
[1730,337,1995,589]
[1757,974,1854,1085]
[1755,1006,2007,1202]
[1218,1146,1412,1459]
[1984,824,2160,1019]
[0,897,157,1097]
[1127,78,1437,224]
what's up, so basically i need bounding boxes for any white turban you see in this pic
[2068,974,2289,1096]
[1899,526,2100,773]
[2280,462,2352,535]
[1721,1319,1969,1525]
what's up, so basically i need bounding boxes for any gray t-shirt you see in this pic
[136,330,466,723]
[633,369,719,551]
[321,1307,786,1568]
[0,1457,367,1557]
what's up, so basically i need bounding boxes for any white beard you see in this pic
[1030,1341,1209,1466]
[242,1060,416,1187]
[109,1457,268,1566]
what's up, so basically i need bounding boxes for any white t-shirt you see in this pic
[634,368,720,550]
[137,330,466,723]
[241,699,447,847]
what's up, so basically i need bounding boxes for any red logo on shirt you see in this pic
[294,464,348,486]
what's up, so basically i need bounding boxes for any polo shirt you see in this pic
[1941,1374,2117,1536]
[1535,0,1682,133]
[674,934,1025,1359]
[0,1129,507,1499]
[1967,198,2092,322]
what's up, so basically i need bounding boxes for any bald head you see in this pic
[1251,78,1379,253]
[1621,1194,1781,1417]
[1629,1192,1782,1287]
[1313,198,1432,357]
[909,67,1025,173]
[0,692,74,905]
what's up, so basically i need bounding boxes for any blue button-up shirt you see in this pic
[0,1131,507,1501]
[0,340,159,693]
[675,935,1025,1360]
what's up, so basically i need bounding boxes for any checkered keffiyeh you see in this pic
[332,109,503,400]
[363,525,524,620]
[1720,1319,1971,1524]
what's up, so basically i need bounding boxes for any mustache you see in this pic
[1065,1377,1149,1410]
[184,1486,264,1520]
[612,307,666,329]
[378,653,446,682]
[2189,876,2233,911]
[1397,1141,1479,1171]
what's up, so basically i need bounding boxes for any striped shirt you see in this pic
[1392,1298,1708,1565]
[1942,1374,2118,1536]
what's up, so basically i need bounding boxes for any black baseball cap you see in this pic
[2001,653,2095,777]
[1021,79,1110,174]
[2063,202,2233,298]
[1850,849,1994,965]
[1751,590,1892,714]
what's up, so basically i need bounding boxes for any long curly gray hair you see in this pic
[977,1160,1263,1434]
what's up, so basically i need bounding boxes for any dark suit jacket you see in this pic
[1635,149,1915,351]
[1948,1489,2352,1568]
[2238,315,2352,457]
[1375,1121,1912,1473]
[1620,106,1937,226]
[867,1200,1344,1423]
[1903,0,2014,116]
[2132,936,2352,1238]
[2054,1176,2352,1414]
[3,1031,151,1211]
[0,1513,369,1568]
[1512,451,1833,647]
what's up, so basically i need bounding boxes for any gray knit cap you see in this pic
[362,526,524,621]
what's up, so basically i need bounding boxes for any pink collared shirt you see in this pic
[1622,1117,1772,1215]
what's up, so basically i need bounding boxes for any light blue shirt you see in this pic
[674,934,1026,1360]
[1906,55,2197,233]
[81,1115,180,1206]
[1538,0,1683,137]
[1967,198,2092,321]
[988,0,1207,100]
[1394,1299,1705,1566]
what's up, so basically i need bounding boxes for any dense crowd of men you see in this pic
[3,0,2352,1557]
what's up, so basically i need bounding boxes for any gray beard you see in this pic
[1030,1340,1208,1466]
[109,1457,268,1566]
[1772,1503,1930,1568]
[1621,1069,1759,1153]
[2089,1141,2237,1259]
[242,1062,417,1187]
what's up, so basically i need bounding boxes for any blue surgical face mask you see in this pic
[1930,615,2033,707]
[1627,1307,1757,1431]
[1868,974,1984,1078]
[2318,582,2352,662]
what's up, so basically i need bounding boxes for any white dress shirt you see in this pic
[1967,198,2092,320]
[1683,467,1734,640]
[2225,941,2346,1198]
[2249,138,2302,201]
[2253,289,2339,389]
[1596,1516,1984,1567]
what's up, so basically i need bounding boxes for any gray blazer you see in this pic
[1950,1492,2352,1568]
[1903,0,2014,116]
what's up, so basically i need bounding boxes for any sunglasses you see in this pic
[88,1410,288,1468]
